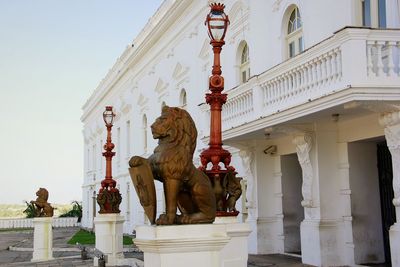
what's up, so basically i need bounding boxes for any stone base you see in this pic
[218,221,252,267]
[94,214,125,266]
[135,224,230,267]
[31,217,53,262]
[301,219,347,266]
[390,223,400,267]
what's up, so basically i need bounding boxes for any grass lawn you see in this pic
[67,229,133,245]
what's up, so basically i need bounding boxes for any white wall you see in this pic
[349,142,385,264]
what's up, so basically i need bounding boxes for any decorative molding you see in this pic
[148,66,155,76]
[137,93,149,108]
[155,78,169,95]
[239,149,256,216]
[272,0,283,12]
[292,132,314,209]
[346,100,400,113]
[172,63,189,81]
[188,26,198,39]
[198,39,210,60]
[166,48,174,59]
[130,82,138,93]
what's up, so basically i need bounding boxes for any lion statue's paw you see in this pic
[129,156,146,168]
[156,214,176,225]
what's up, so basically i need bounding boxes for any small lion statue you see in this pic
[30,188,54,217]
[129,106,216,225]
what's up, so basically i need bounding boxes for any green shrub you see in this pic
[59,201,82,222]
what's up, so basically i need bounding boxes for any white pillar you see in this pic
[380,111,400,267]
[239,148,258,254]
[31,217,53,262]
[94,213,125,266]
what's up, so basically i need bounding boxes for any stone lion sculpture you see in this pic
[30,188,54,217]
[129,106,216,225]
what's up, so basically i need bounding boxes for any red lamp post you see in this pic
[97,106,122,213]
[200,3,240,216]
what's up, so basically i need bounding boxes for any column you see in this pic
[31,217,53,262]
[380,111,400,267]
[239,148,258,254]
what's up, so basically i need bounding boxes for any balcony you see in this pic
[217,27,400,140]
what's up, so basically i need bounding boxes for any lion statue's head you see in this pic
[36,188,49,202]
[151,106,197,156]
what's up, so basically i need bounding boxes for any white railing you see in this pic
[218,28,400,131]
[367,40,400,77]
[0,217,80,229]
[222,88,254,128]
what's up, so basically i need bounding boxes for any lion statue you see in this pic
[129,106,216,225]
[30,188,54,217]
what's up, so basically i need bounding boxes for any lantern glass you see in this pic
[103,109,114,126]
[208,11,227,41]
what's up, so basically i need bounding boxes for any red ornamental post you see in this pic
[200,3,241,216]
[97,106,122,213]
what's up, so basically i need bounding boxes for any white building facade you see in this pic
[81,1,400,266]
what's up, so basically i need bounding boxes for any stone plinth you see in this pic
[214,217,252,267]
[31,217,53,262]
[94,214,125,266]
[135,224,230,267]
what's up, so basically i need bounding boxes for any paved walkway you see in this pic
[0,227,307,266]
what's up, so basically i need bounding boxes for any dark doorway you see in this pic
[281,153,303,255]
[377,141,396,265]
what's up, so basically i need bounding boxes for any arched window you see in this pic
[142,114,147,153]
[179,89,187,110]
[287,7,304,58]
[240,43,250,84]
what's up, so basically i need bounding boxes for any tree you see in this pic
[59,201,82,222]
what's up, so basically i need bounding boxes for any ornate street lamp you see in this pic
[97,106,122,213]
[200,3,241,216]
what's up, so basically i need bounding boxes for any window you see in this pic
[362,0,386,28]
[287,7,304,58]
[240,43,250,83]
[180,89,187,110]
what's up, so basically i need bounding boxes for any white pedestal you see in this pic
[94,214,125,266]
[31,217,53,262]
[135,224,230,267]
[390,223,400,267]
[214,217,252,267]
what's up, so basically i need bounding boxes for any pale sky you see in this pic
[0,0,162,204]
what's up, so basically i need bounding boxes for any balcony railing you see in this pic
[219,27,400,131]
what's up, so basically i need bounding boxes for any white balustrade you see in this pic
[367,40,400,77]
[222,88,253,129]
[0,217,80,229]
[217,28,400,131]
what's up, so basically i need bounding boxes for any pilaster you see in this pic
[379,111,400,267]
